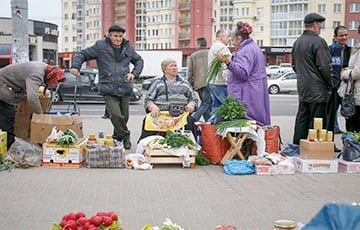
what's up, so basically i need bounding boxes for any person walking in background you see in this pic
[327,25,351,142]
[216,21,270,126]
[187,37,212,121]
[207,29,230,123]
[0,61,66,148]
[292,13,332,145]
[340,25,360,132]
[70,25,144,150]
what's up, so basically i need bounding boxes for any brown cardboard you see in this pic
[14,97,52,140]
[30,113,83,144]
[300,139,334,160]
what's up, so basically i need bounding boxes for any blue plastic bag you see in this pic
[301,202,360,230]
[224,160,255,175]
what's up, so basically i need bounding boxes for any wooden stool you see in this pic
[220,132,249,165]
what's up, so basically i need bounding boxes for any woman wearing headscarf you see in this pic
[216,21,271,126]
[0,61,66,148]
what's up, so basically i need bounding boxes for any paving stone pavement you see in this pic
[0,115,358,230]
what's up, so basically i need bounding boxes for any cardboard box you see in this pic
[14,97,52,140]
[293,157,338,173]
[300,139,334,160]
[255,164,295,175]
[338,159,360,173]
[42,138,87,168]
[30,113,83,144]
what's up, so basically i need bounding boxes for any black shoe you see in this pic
[334,130,343,134]
[334,146,342,153]
[101,115,109,119]
[123,140,132,150]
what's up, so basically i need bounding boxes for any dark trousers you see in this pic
[0,100,16,149]
[326,88,341,139]
[192,87,212,121]
[345,106,360,132]
[138,115,196,143]
[293,102,327,145]
[104,95,130,142]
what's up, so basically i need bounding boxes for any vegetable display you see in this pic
[56,129,78,146]
[157,131,195,149]
[215,96,247,122]
[51,211,121,230]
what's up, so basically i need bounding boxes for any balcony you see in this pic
[178,32,190,39]
[179,2,190,10]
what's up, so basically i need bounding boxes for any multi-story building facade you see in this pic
[59,0,360,68]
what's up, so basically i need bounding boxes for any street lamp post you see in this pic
[11,0,29,63]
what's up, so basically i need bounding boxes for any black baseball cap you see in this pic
[304,13,325,24]
[108,25,126,33]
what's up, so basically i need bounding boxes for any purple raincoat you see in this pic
[227,39,271,126]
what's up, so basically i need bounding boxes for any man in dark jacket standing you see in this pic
[292,13,333,144]
[70,25,144,149]
[327,26,351,137]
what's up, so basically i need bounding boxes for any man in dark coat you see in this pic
[70,25,144,149]
[292,13,333,144]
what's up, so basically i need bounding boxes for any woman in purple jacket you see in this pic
[217,21,271,126]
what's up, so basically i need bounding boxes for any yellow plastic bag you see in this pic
[144,111,189,132]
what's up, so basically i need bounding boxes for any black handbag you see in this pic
[342,141,360,162]
[163,79,184,117]
[340,74,356,118]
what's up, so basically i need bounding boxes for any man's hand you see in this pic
[69,68,80,76]
[126,73,135,81]
[185,103,195,113]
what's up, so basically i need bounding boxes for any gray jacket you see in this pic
[0,61,46,113]
[187,48,209,90]
[71,38,144,96]
[342,43,360,106]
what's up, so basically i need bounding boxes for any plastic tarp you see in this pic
[301,202,360,230]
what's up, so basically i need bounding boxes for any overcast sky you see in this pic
[0,0,62,49]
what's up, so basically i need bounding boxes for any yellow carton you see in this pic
[0,130,7,154]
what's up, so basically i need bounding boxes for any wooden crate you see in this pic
[146,148,196,168]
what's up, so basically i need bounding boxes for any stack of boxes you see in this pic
[294,117,338,173]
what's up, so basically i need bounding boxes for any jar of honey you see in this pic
[318,129,327,141]
[104,134,114,146]
[88,133,96,142]
[308,129,317,141]
[313,117,323,130]
[326,131,333,142]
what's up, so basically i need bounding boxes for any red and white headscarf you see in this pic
[45,65,66,86]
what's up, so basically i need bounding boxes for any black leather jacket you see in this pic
[292,30,332,103]
[71,38,144,96]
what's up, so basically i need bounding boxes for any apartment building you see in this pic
[59,0,360,67]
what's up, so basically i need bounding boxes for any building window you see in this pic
[256,23,264,32]
[65,37,69,42]
[241,7,249,16]
[348,38,357,46]
[64,25,69,31]
[64,14,68,20]
[349,20,360,30]
[257,40,263,47]
[333,21,341,29]
[333,4,341,13]
[257,7,264,17]
[350,3,359,12]
[318,4,326,13]
[64,2,68,8]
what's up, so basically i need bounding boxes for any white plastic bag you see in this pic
[256,128,266,156]
[125,153,152,170]
[337,81,347,98]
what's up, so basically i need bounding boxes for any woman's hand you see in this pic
[148,104,160,117]
[216,53,231,65]
[185,103,195,113]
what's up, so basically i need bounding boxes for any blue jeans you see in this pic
[207,84,227,123]
[192,87,212,121]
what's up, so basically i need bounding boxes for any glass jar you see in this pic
[88,133,96,142]
[313,117,323,130]
[104,134,114,147]
[326,131,333,142]
[318,129,327,141]
[273,219,297,230]
[308,129,317,141]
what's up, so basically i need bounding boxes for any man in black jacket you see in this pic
[292,13,333,144]
[327,26,351,142]
[70,25,144,149]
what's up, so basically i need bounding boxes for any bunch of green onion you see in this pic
[207,52,231,83]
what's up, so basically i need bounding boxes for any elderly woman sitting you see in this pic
[138,58,198,142]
